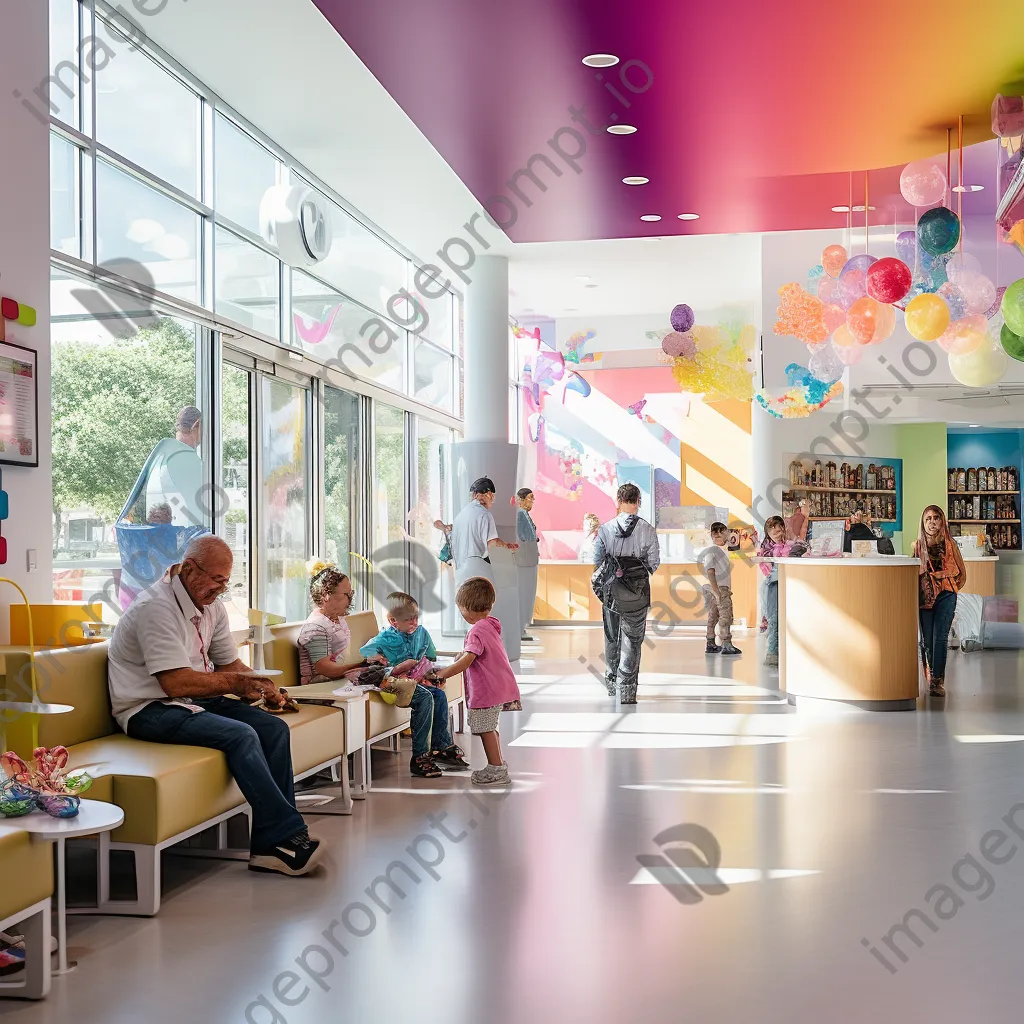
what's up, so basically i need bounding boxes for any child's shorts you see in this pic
[468,700,523,734]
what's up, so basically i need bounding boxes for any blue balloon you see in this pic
[564,372,591,397]
[918,207,961,256]
[785,362,812,387]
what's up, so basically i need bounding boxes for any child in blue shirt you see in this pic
[360,592,468,777]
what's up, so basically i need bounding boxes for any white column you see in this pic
[0,0,54,633]
[464,255,509,441]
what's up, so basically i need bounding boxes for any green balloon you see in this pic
[1001,278,1024,336]
[1001,322,1024,361]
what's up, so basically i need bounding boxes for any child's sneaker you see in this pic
[705,640,721,654]
[432,745,470,771]
[410,753,442,778]
[719,642,742,656]
[471,763,511,786]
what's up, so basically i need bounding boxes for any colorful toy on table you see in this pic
[1,747,92,818]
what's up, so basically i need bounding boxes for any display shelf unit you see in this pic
[789,486,895,496]
[949,490,1021,496]
[808,517,897,523]
[950,519,1021,525]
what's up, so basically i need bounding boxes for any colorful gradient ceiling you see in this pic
[313,0,1024,242]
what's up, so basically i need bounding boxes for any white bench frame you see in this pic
[0,899,52,1000]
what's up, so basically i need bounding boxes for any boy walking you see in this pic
[699,523,741,656]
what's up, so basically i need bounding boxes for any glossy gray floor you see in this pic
[5,627,1024,1022]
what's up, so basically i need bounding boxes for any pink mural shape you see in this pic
[294,304,343,345]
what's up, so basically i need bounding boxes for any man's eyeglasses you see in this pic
[188,559,230,587]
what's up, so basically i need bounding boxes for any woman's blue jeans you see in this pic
[920,590,957,681]
[765,580,779,656]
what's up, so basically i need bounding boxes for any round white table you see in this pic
[14,799,124,973]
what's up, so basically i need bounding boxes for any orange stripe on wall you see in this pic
[678,399,753,519]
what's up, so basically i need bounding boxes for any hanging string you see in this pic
[958,114,964,253]
[946,128,952,209]
[864,171,870,255]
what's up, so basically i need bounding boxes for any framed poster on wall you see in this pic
[0,342,38,467]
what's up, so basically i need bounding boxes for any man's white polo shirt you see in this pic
[107,575,237,731]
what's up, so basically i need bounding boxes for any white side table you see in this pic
[15,799,124,973]
[283,686,369,810]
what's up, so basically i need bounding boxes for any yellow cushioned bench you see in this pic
[0,825,54,999]
[264,610,465,789]
[1,641,358,915]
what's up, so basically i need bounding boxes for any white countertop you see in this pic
[962,556,999,561]
[754,556,920,567]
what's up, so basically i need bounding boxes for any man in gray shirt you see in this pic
[592,483,661,704]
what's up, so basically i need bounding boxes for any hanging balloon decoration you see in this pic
[773,142,1016,407]
[866,258,912,304]
[900,160,947,207]
[656,306,756,401]
[1000,322,1024,361]
[918,207,961,255]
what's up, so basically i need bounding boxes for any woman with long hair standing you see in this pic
[912,505,967,698]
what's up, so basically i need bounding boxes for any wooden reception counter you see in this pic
[533,558,757,626]
[770,556,921,711]
[961,556,998,597]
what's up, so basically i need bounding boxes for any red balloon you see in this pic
[866,257,912,305]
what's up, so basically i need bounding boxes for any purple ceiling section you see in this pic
[312,0,1002,242]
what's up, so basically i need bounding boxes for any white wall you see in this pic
[0,0,54,634]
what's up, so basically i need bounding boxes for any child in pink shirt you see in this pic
[432,576,521,787]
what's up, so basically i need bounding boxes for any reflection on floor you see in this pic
[6,627,1024,1022]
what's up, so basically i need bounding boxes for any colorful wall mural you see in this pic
[516,314,754,560]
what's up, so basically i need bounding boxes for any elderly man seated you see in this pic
[107,535,322,876]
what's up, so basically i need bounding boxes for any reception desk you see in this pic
[962,556,998,597]
[533,558,757,626]
[770,556,921,711]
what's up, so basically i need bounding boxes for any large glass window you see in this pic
[293,271,406,393]
[324,387,361,577]
[314,196,408,319]
[95,32,200,196]
[48,0,81,129]
[51,279,200,615]
[414,418,450,634]
[50,134,78,258]
[373,403,406,555]
[221,363,251,630]
[215,227,280,338]
[214,114,278,235]
[96,159,200,303]
[261,378,309,621]
[411,277,453,349]
[413,340,454,412]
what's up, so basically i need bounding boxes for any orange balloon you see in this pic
[833,323,859,348]
[822,244,847,279]
[905,293,950,342]
[822,302,846,334]
[869,301,896,344]
[847,296,881,344]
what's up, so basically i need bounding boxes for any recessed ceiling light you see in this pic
[640,214,662,222]
[582,54,618,67]
[573,275,592,283]
[584,283,599,289]
[523,308,534,313]
[832,206,850,213]
[953,184,985,193]
[622,176,649,186]
[677,213,700,221]
[565,307,580,312]
[607,124,638,135]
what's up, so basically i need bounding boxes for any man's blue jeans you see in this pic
[409,684,453,758]
[125,697,304,853]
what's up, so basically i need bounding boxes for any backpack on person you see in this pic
[591,515,651,614]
